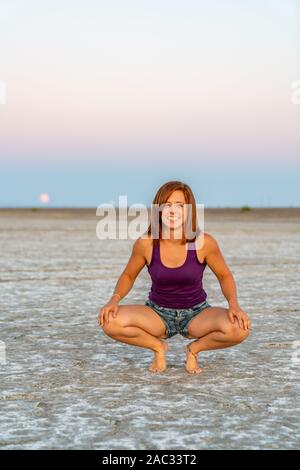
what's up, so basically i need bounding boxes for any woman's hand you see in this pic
[98,300,120,327]
[228,304,251,331]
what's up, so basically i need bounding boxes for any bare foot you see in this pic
[185,343,202,374]
[149,341,168,373]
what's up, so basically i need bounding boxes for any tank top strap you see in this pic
[186,240,195,251]
[187,240,198,261]
[148,239,159,268]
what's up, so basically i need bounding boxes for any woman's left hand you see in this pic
[228,305,251,331]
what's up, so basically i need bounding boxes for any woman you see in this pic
[98,181,250,374]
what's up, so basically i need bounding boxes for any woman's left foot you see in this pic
[185,343,202,374]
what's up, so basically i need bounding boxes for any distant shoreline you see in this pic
[1,206,299,210]
[1,207,300,222]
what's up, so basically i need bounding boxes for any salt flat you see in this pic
[0,208,299,449]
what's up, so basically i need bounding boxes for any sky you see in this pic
[0,0,299,207]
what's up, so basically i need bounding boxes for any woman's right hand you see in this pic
[98,300,120,327]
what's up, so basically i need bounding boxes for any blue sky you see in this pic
[1,163,299,207]
[0,0,299,207]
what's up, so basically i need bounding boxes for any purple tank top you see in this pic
[147,239,207,308]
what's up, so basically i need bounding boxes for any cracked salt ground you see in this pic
[0,209,300,449]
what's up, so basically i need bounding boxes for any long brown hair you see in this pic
[146,180,202,246]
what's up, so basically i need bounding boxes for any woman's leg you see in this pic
[100,304,169,372]
[185,306,250,374]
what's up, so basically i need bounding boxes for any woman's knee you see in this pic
[101,314,124,336]
[225,321,250,343]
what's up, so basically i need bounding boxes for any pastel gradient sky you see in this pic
[0,0,299,207]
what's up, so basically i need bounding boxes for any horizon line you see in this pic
[0,206,299,210]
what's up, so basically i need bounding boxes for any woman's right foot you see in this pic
[149,341,168,373]
[185,343,202,374]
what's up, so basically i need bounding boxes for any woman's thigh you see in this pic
[102,304,168,339]
[185,306,237,339]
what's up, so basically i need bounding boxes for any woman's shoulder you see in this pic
[194,231,217,253]
[133,234,154,266]
[137,233,153,244]
[132,234,153,255]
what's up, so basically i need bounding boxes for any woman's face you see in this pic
[160,190,187,233]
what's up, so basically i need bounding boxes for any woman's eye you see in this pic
[161,203,184,210]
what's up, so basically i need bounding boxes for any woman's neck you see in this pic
[161,228,184,244]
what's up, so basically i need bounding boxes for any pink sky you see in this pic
[0,0,300,169]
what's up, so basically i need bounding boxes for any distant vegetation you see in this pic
[241,205,251,212]
[31,208,39,212]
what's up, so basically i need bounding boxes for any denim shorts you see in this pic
[144,298,212,339]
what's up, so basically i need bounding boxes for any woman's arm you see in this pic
[107,237,148,303]
[204,233,250,330]
[98,237,149,326]
[204,234,238,304]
